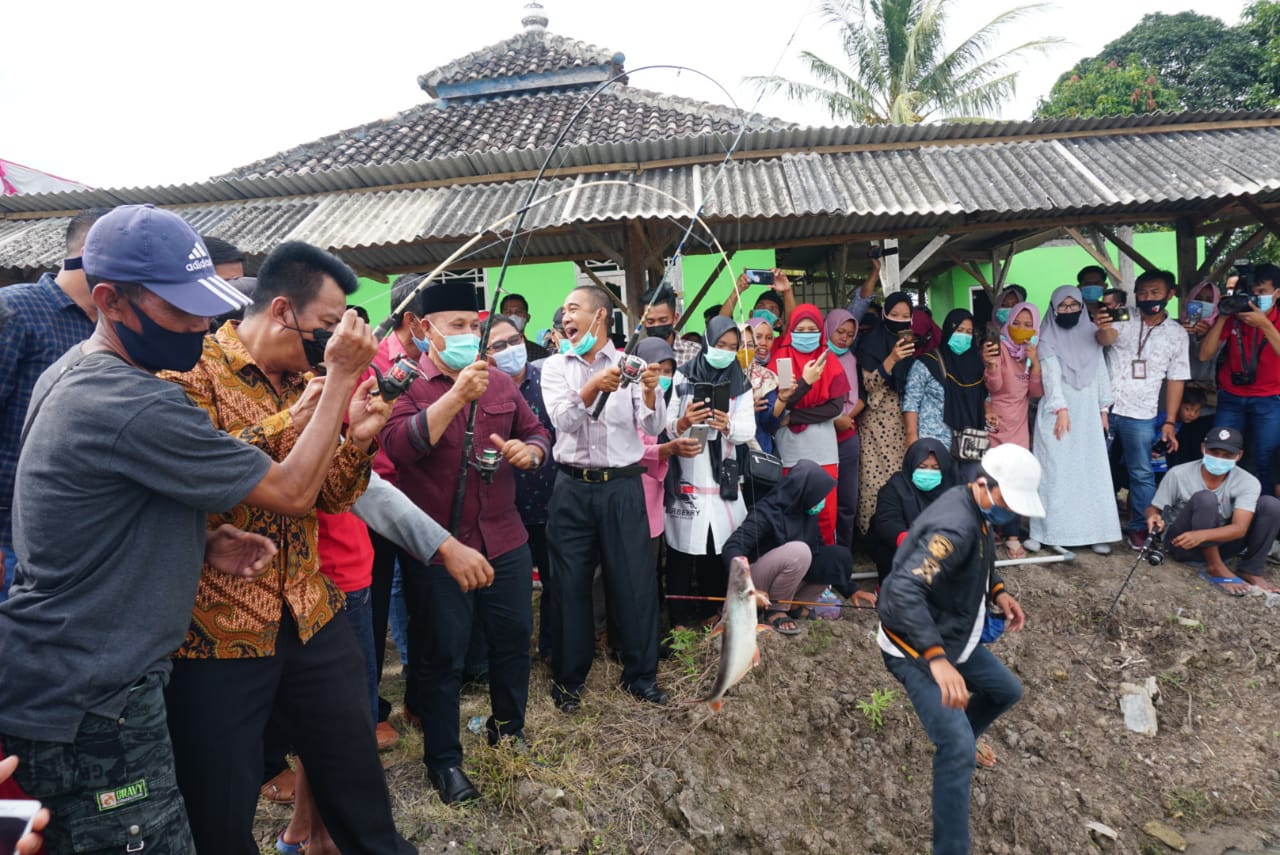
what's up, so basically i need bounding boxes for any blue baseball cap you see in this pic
[82,204,253,317]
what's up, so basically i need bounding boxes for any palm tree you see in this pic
[748,0,1059,124]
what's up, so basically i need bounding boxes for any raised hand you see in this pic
[205,524,277,578]
[323,309,377,379]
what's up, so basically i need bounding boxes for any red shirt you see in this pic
[379,356,551,561]
[317,510,374,593]
[1216,306,1280,397]
[363,333,415,485]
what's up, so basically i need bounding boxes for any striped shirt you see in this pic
[541,342,666,468]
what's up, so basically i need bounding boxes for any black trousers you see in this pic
[666,531,726,627]
[402,545,533,770]
[369,529,402,722]
[547,472,659,701]
[165,610,413,855]
[528,521,553,659]
[1167,491,1280,575]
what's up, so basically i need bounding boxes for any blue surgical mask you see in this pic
[827,340,849,356]
[948,332,973,355]
[1202,455,1237,476]
[493,344,528,376]
[806,498,826,515]
[558,338,571,354]
[657,375,673,393]
[1080,285,1104,302]
[912,468,943,492]
[791,331,821,354]
[114,299,207,372]
[995,308,1011,325]
[751,309,779,327]
[979,484,1017,525]
[429,323,481,371]
[705,348,736,370]
[1258,294,1275,312]
[569,313,601,357]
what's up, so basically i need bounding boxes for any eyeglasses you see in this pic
[486,334,525,354]
[1057,300,1082,312]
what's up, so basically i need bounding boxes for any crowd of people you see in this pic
[2,205,1279,854]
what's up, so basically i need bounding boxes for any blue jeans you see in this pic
[344,586,379,724]
[1111,413,1160,531]
[885,646,1023,855]
[1,543,15,604]
[390,562,410,666]
[1215,390,1280,497]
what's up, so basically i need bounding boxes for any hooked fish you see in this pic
[702,556,766,713]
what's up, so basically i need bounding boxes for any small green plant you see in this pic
[802,620,834,654]
[1166,786,1210,821]
[663,626,703,678]
[856,688,898,731]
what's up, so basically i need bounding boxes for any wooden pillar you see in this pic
[1175,218,1198,298]
[623,219,648,326]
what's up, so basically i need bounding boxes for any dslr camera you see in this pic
[867,245,900,260]
[1220,260,1256,315]
[1144,515,1167,566]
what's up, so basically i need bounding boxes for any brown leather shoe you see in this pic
[259,767,296,804]
[375,720,399,751]
[401,703,422,731]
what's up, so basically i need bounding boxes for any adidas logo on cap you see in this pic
[186,241,213,272]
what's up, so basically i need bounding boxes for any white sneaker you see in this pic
[1023,538,1041,553]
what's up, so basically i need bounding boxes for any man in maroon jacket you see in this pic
[380,281,550,804]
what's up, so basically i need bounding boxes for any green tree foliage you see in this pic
[1034,59,1180,119]
[1242,1,1280,107]
[746,0,1059,124]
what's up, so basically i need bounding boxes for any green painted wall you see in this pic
[927,232,1200,316]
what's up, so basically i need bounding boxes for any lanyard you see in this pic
[1135,319,1157,359]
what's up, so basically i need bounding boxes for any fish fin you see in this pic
[706,698,724,714]
[752,647,761,667]
[755,623,770,634]
[707,622,724,638]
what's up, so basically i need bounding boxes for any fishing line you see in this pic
[665,594,875,611]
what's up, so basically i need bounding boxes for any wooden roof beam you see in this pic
[1063,226,1123,284]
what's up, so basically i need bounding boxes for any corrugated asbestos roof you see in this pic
[5,116,1280,274]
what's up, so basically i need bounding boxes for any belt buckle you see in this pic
[583,468,605,483]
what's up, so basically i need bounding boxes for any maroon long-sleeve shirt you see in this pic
[379,358,551,562]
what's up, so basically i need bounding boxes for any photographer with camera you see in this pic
[1145,427,1280,595]
[1097,270,1191,551]
[1197,263,1280,495]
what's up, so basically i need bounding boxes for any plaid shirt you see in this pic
[0,274,96,548]
[161,323,373,659]
[671,336,702,370]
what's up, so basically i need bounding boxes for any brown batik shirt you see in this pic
[161,322,373,659]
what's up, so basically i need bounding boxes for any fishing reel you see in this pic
[471,447,502,484]
[617,352,647,389]
[1143,510,1169,566]
[371,357,421,401]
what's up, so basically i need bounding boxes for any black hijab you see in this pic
[677,315,749,398]
[898,438,953,512]
[920,308,986,433]
[750,460,835,548]
[854,291,913,394]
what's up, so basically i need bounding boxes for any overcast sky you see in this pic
[1,0,1251,189]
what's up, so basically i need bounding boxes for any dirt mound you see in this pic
[256,549,1280,854]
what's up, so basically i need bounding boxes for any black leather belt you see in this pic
[558,464,645,483]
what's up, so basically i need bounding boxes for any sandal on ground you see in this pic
[1003,538,1027,560]
[275,830,308,854]
[766,611,801,636]
[975,741,997,769]
[788,606,817,621]
[1199,569,1248,597]
[260,768,296,804]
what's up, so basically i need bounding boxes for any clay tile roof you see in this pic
[418,31,623,95]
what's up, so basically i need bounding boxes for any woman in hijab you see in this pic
[744,318,782,454]
[902,308,991,450]
[869,439,954,582]
[1182,280,1220,387]
[824,309,865,549]
[769,305,850,545]
[722,461,873,635]
[1028,286,1121,554]
[664,317,757,629]
[986,302,1043,451]
[852,292,916,534]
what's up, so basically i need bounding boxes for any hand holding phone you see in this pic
[689,423,711,450]
[801,351,827,385]
[0,799,43,855]
[776,357,795,389]
[744,268,775,286]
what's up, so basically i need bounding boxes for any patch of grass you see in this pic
[803,620,834,654]
[663,626,704,679]
[1165,786,1211,821]
[856,687,899,732]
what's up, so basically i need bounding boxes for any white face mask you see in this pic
[509,314,529,333]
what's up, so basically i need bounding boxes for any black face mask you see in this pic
[883,317,911,334]
[1054,310,1082,330]
[113,299,207,372]
[645,323,674,342]
[282,306,333,370]
[861,314,879,332]
[1136,299,1166,317]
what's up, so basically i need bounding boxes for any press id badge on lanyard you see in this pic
[1131,359,1147,380]
[1132,322,1154,380]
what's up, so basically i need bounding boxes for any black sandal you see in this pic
[766,611,801,636]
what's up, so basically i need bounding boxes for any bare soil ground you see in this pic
[256,548,1280,854]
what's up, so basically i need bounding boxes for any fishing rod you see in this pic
[1073,521,1166,680]
[665,594,876,611]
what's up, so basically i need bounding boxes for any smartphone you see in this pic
[0,800,41,853]
[1107,307,1132,323]
[984,325,1001,347]
[689,423,711,449]
[776,357,794,388]
[744,268,775,286]
[896,330,917,345]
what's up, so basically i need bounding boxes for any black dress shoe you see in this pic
[625,683,670,705]
[554,695,581,714]
[428,766,480,804]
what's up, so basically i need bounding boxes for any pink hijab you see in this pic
[1000,301,1040,361]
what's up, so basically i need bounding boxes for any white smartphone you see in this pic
[689,423,711,449]
[0,800,41,854]
[776,357,794,388]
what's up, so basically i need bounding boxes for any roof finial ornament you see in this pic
[521,1,548,33]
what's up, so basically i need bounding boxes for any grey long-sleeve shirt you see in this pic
[353,471,450,563]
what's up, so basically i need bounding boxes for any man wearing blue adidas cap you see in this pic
[0,205,402,853]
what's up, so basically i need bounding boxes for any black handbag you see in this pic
[744,448,783,484]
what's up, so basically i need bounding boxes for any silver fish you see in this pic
[702,557,765,713]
